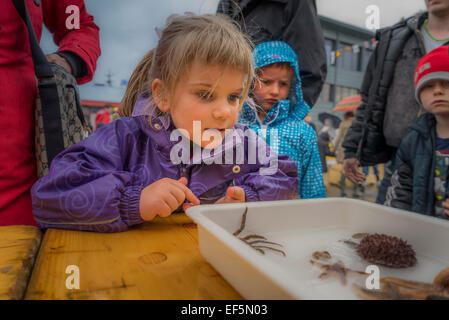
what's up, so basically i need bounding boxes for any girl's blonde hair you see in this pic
[120,13,254,118]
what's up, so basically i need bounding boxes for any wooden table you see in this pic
[25,214,243,299]
[0,226,42,300]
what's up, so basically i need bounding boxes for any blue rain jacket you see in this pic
[239,41,326,199]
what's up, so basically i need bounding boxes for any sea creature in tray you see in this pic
[341,233,417,268]
[310,251,367,285]
[309,233,448,299]
[312,251,331,260]
[352,267,449,300]
[233,207,286,257]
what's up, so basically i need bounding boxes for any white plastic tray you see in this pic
[186,198,449,299]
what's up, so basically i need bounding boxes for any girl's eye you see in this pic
[198,91,213,100]
[261,80,271,85]
[228,94,241,103]
[281,82,289,87]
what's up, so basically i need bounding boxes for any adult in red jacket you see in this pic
[0,0,101,226]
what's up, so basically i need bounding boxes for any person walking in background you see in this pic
[317,131,335,174]
[334,111,357,197]
[0,0,100,226]
[217,0,327,108]
[342,0,449,205]
[318,119,336,142]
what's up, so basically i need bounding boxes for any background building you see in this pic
[310,15,375,130]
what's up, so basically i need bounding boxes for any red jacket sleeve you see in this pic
[42,0,101,84]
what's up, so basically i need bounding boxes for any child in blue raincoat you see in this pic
[239,41,326,199]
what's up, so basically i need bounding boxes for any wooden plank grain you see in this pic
[0,226,42,300]
[25,214,242,300]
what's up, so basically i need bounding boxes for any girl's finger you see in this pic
[182,203,195,211]
[214,196,225,204]
[164,193,182,213]
[155,201,173,218]
[226,187,245,202]
[174,179,200,205]
[170,187,186,204]
[178,177,188,185]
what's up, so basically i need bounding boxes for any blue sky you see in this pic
[40,0,426,102]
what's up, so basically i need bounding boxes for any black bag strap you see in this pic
[12,0,65,164]
[11,0,54,78]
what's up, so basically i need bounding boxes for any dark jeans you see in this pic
[376,154,396,205]
[339,173,364,197]
[362,165,379,180]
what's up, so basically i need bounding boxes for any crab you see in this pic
[233,207,286,257]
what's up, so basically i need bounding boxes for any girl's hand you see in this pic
[139,177,200,220]
[215,186,246,204]
[442,198,449,217]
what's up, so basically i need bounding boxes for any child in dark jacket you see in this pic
[385,46,449,219]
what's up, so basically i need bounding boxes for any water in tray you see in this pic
[248,226,449,299]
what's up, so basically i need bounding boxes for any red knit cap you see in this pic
[414,45,449,102]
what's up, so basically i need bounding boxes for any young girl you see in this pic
[239,41,326,199]
[31,14,299,233]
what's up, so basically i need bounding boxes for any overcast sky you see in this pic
[40,0,428,102]
[316,0,426,29]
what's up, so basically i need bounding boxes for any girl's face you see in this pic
[420,79,449,116]
[252,64,293,112]
[154,61,246,148]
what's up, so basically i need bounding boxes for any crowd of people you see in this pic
[1,0,449,232]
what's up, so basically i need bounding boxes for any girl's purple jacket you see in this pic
[31,113,299,233]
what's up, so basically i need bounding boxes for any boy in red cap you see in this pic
[385,46,449,219]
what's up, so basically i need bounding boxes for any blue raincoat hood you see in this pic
[240,41,310,125]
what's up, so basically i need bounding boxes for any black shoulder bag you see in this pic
[12,0,91,177]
